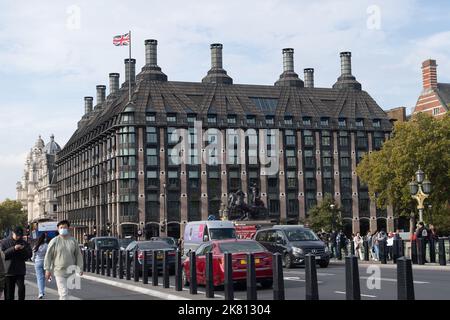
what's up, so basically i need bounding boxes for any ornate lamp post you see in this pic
[409,166,432,223]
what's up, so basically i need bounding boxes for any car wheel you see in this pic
[260,279,273,289]
[319,260,329,268]
[182,268,189,286]
[284,253,293,269]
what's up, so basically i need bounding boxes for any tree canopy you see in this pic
[356,112,450,233]
[306,195,343,233]
[0,199,27,238]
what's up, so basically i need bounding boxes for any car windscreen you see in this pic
[285,229,319,241]
[218,241,266,253]
[209,228,236,240]
[153,238,176,246]
[137,242,173,250]
[119,239,133,247]
[96,238,119,249]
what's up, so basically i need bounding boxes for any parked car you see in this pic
[125,240,176,276]
[254,225,330,268]
[183,220,236,256]
[87,237,120,266]
[150,237,177,249]
[182,239,273,288]
[119,237,135,251]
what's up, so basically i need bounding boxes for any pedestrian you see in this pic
[31,233,48,299]
[44,220,83,300]
[371,231,379,261]
[329,230,338,258]
[415,222,428,262]
[1,226,33,300]
[386,232,394,260]
[353,232,363,259]
[377,229,387,260]
[338,230,348,258]
[0,247,6,299]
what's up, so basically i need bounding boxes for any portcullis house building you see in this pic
[56,40,394,241]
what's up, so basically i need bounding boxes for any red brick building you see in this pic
[413,59,449,118]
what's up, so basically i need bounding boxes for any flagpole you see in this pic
[128,30,132,102]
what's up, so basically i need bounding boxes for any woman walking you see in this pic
[32,233,48,299]
[353,232,363,259]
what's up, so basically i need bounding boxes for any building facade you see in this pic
[413,59,450,118]
[17,135,61,223]
[56,40,394,241]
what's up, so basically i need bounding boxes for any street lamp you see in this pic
[409,166,432,223]
[330,204,336,232]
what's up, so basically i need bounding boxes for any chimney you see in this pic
[202,43,233,85]
[422,59,437,91]
[304,68,314,88]
[109,73,120,96]
[275,48,303,87]
[96,85,106,105]
[140,39,168,82]
[84,96,93,114]
[332,51,361,90]
[124,58,136,85]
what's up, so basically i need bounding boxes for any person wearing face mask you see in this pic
[1,226,33,300]
[44,220,83,300]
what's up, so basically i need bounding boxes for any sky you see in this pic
[1,0,450,200]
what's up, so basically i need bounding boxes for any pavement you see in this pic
[18,259,450,300]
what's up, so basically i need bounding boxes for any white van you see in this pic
[182,220,236,255]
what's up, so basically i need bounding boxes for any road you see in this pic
[23,261,450,300]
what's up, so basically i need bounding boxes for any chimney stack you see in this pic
[275,48,303,87]
[304,68,314,88]
[124,58,136,85]
[332,51,361,90]
[84,96,93,114]
[202,43,233,85]
[422,59,437,91]
[96,85,106,105]
[109,73,120,96]
[140,39,168,82]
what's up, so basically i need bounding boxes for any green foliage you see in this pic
[306,196,343,233]
[0,199,27,236]
[356,112,450,225]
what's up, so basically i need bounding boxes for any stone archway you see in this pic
[144,222,160,240]
[167,221,181,240]
[359,218,370,237]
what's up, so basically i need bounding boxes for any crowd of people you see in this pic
[0,220,83,300]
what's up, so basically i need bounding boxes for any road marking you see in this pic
[359,276,430,284]
[334,291,377,298]
[284,276,323,284]
[25,280,81,300]
[284,270,336,276]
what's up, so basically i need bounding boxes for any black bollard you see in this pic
[106,251,111,277]
[205,252,214,298]
[350,241,355,256]
[175,249,182,291]
[411,240,418,264]
[448,237,450,263]
[397,257,415,300]
[336,242,342,260]
[142,251,148,284]
[189,251,197,294]
[125,250,131,280]
[429,238,436,263]
[118,250,124,279]
[438,238,446,266]
[246,253,257,300]
[224,252,234,300]
[399,239,405,258]
[163,250,170,288]
[393,239,400,263]
[95,249,100,274]
[152,250,158,286]
[345,255,361,300]
[100,250,105,275]
[273,253,285,300]
[363,240,369,261]
[87,249,91,272]
[379,240,387,264]
[82,250,87,272]
[417,238,425,265]
[112,250,117,278]
[133,250,140,282]
[305,254,319,300]
[90,250,95,273]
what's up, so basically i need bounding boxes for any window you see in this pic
[321,131,331,147]
[168,170,179,188]
[250,97,278,112]
[167,127,179,144]
[338,118,346,127]
[320,117,329,126]
[284,116,293,125]
[265,116,274,125]
[286,148,296,167]
[167,114,176,123]
[356,118,364,127]
[303,117,311,126]
[305,171,316,190]
[373,119,381,128]
[188,170,200,189]
[227,115,236,124]
[146,126,157,144]
[146,148,158,166]
[246,115,256,125]
[285,130,295,146]
[187,114,197,124]
[287,171,297,188]
[146,114,156,122]
[146,171,159,187]
[303,130,314,147]
[207,115,217,125]
[433,107,440,116]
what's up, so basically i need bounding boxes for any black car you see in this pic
[150,237,177,249]
[254,226,331,268]
[119,237,135,251]
[87,237,120,251]
[125,241,176,276]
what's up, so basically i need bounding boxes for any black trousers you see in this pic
[4,275,26,300]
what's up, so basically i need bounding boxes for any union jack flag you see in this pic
[113,33,130,46]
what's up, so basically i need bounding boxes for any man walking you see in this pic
[0,248,6,299]
[1,227,32,300]
[44,220,83,300]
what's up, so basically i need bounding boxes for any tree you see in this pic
[306,196,343,233]
[0,199,27,237]
[356,112,450,233]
